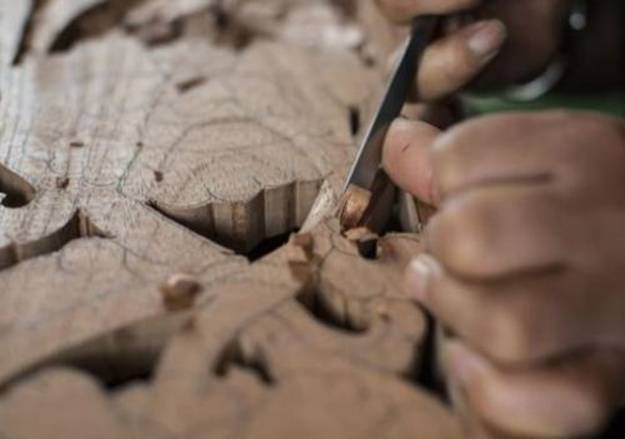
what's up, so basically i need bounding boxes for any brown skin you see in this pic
[376,0,624,100]
[376,1,625,437]
[384,112,625,437]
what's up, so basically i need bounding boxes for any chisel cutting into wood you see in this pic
[339,17,438,232]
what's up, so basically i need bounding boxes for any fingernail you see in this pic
[467,20,507,62]
[406,257,431,302]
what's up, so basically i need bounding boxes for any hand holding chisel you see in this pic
[351,1,625,438]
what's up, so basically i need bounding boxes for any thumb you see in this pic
[383,118,441,205]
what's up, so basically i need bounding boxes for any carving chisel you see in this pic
[340,17,438,229]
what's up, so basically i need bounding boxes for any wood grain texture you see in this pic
[1,221,462,438]
[0,25,374,379]
[0,1,461,437]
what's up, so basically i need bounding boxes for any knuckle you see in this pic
[431,129,466,191]
[430,116,496,193]
[543,111,620,153]
[482,304,535,365]
[541,109,577,123]
[427,196,495,277]
[610,117,625,146]
[578,114,625,151]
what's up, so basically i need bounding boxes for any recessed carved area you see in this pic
[246,230,297,262]
[296,281,370,335]
[348,105,361,136]
[0,163,36,208]
[214,337,274,385]
[0,313,192,393]
[48,0,147,54]
[150,179,323,259]
[0,210,108,272]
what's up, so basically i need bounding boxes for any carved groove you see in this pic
[348,105,361,136]
[151,179,323,255]
[214,336,274,385]
[49,0,147,53]
[0,312,192,392]
[0,210,107,271]
[296,279,370,335]
[11,0,45,65]
[0,163,36,208]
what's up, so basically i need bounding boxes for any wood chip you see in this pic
[291,233,314,256]
[176,76,207,93]
[160,274,203,311]
[337,184,372,231]
[344,226,378,258]
[55,177,70,189]
[287,233,316,282]
[343,226,376,243]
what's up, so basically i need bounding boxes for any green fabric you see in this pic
[466,91,625,118]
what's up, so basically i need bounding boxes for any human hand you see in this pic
[383,111,625,437]
[373,0,590,100]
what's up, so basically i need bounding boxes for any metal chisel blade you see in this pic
[344,17,437,193]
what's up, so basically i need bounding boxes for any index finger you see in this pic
[382,117,441,205]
